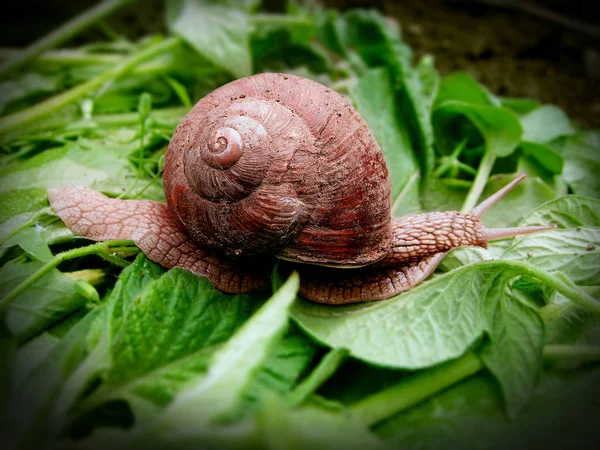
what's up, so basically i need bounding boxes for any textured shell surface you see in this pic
[163,72,392,266]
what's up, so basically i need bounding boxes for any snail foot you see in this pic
[295,252,447,305]
[47,185,271,293]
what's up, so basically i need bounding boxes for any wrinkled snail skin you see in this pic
[47,73,556,305]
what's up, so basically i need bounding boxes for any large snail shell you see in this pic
[163,73,392,267]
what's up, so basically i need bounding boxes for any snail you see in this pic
[47,73,554,305]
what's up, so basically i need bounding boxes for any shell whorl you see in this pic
[164,73,392,264]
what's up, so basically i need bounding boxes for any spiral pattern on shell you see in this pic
[163,73,392,265]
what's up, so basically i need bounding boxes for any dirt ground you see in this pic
[2,0,599,128]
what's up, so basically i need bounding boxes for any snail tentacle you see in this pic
[47,185,271,293]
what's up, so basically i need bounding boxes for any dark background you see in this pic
[1,0,599,127]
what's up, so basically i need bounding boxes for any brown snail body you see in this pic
[48,73,553,304]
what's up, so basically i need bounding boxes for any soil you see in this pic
[2,0,599,128]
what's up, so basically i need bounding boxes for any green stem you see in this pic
[461,150,496,212]
[287,348,349,407]
[0,37,181,136]
[543,345,600,363]
[250,14,313,27]
[0,0,134,77]
[0,48,123,67]
[0,240,137,310]
[18,107,186,134]
[350,352,483,426]
[502,261,600,317]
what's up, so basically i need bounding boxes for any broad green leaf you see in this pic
[377,368,600,450]
[500,97,541,114]
[479,285,544,418]
[554,130,600,199]
[433,101,522,157]
[10,332,59,391]
[520,105,576,144]
[239,331,317,415]
[133,273,300,446]
[0,260,87,341]
[350,68,419,208]
[337,9,436,178]
[519,141,564,175]
[256,396,384,450]
[46,256,166,439]
[542,295,600,346]
[0,211,54,261]
[0,73,61,115]
[423,174,556,228]
[0,188,48,222]
[476,174,556,227]
[4,307,103,450]
[502,228,600,286]
[0,133,164,215]
[519,196,600,228]
[166,0,253,78]
[291,262,543,370]
[78,268,263,413]
[434,72,496,108]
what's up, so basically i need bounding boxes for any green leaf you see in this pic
[45,256,166,438]
[500,97,541,114]
[520,105,576,144]
[554,131,600,199]
[350,68,420,209]
[434,72,496,108]
[476,174,556,227]
[377,368,600,450]
[10,331,59,391]
[502,228,600,286]
[519,141,564,175]
[433,101,522,157]
[0,73,61,115]
[520,196,600,228]
[291,263,544,371]
[0,133,164,209]
[422,174,556,228]
[4,307,103,449]
[166,0,253,78]
[336,9,436,179]
[238,331,317,415]
[77,268,264,416]
[131,272,300,446]
[0,260,87,341]
[0,188,48,223]
[256,396,384,450]
[479,285,544,418]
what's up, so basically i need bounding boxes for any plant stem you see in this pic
[0,37,181,136]
[0,240,137,310]
[461,150,496,212]
[503,261,600,317]
[0,0,134,77]
[350,352,482,426]
[543,345,600,363]
[20,107,186,134]
[287,348,349,407]
[250,14,313,27]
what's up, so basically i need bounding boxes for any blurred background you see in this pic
[1,0,599,128]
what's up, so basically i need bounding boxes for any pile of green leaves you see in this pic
[1,0,599,449]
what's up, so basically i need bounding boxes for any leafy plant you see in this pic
[0,0,598,449]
